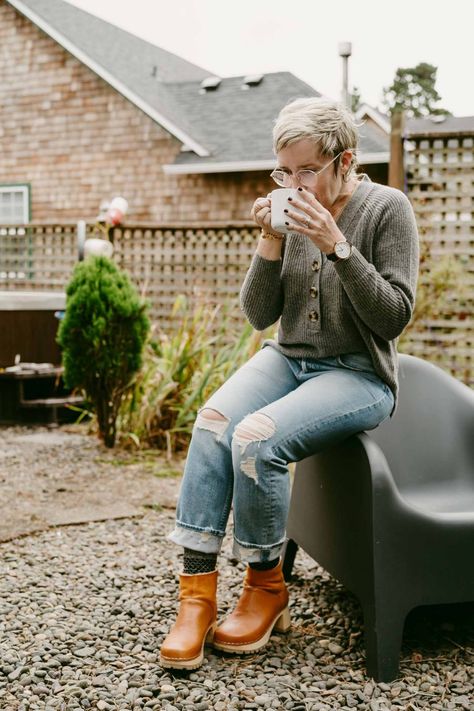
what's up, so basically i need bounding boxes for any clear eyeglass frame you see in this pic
[270,151,343,188]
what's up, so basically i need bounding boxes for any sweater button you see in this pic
[308,310,319,322]
[309,286,318,298]
[311,259,321,271]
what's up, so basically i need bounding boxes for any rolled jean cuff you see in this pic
[167,523,224,555]
[232,535,287,564]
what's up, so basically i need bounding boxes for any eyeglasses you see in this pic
[270,152,343,188]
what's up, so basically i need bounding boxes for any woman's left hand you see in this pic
[284,188,345,254]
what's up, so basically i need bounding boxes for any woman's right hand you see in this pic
[250,195,273,232]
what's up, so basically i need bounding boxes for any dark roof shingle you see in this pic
[167,72,320,165]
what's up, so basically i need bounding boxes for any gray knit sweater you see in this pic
[240,176,419,408]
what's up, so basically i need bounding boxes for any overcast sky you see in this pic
[66,0,474,117]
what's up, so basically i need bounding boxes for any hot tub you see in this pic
[0,291,66,367]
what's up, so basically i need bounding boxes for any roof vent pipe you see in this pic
[338,42,352,110]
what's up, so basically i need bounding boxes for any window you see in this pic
[0,184,30,224]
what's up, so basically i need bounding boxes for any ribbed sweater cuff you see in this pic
[245,253,282,289]
[333,246,372,283]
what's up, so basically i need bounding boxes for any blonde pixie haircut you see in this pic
[273,97,359,178]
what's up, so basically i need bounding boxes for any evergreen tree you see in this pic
[351,86,362,113]
[383,62,451,117]
[57,256,150,448]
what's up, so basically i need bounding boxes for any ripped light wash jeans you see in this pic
[167,345,394,563]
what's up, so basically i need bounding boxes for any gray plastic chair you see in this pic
[283,353,474,681]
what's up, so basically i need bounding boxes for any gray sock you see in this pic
[249,558,280,571]
[183,548,217,575]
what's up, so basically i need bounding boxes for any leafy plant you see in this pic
[118,295,272,455]
[57,256,150,448]
[399,241,469,356]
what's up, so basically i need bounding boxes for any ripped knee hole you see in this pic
[234,412,276,443]
[195,408,230,437]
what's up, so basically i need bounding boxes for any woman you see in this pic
[159,97,419,669]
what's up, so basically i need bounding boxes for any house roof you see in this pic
[405,115,474,137]
[162,77,390,174]
[355,104,391,133]
[6,0,390,172]
[163,72,320,172]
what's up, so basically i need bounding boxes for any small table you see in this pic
[0,365,84,425]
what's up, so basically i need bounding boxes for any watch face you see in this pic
[335,241,351,259]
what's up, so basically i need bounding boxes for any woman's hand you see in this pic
[250,195,274,232]
[284,188,345,254]
[250,195,284,258]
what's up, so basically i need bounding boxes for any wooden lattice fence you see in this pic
[0,223,79,288]
[0,222,259,326]
[401,130,474,386]
[114,224,258,324]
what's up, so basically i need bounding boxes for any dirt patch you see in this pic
[0,423,184,542]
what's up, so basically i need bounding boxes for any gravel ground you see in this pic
[0,428,473,710]
[0,425,181,542]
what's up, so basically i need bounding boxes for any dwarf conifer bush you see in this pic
[57,256,150,448]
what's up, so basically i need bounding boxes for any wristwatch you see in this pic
[326,240,353,262]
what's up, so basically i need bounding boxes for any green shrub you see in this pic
[118,295,272,455]
[57,256,150,448]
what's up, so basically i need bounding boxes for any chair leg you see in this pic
[362,601,407,682]
[281,538,298,581]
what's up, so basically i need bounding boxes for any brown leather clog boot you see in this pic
[213,561,290,654]
[159,570,218,669]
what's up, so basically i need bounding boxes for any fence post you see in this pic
[77,220,86,261]
[388,110,405,191]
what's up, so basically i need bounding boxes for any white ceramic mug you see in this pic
[270,188,307,234]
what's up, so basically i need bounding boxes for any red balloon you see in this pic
[106,207,124,226]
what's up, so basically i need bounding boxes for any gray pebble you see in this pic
[8,666,25,681]
[254,694,271,705]
[73,647,95,658]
